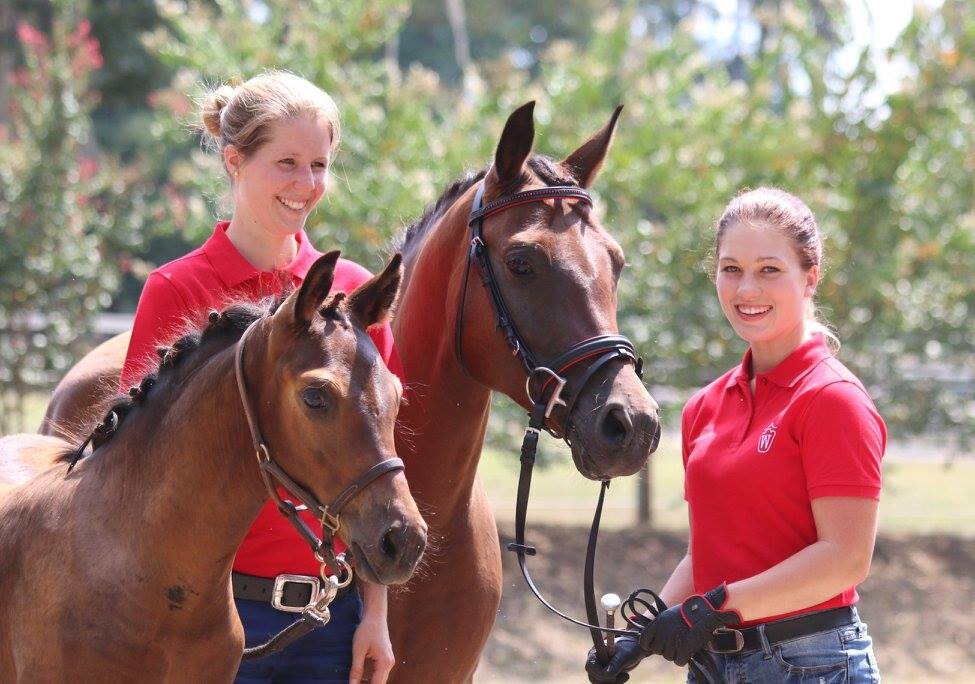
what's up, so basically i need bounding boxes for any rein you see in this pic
[458,181,724,683]
[233,319,405,659]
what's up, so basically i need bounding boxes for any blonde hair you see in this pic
[199,71,341,174]
[713,187,840,351]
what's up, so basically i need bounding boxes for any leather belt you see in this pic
[232,571,351,614]
[709,606,856,654]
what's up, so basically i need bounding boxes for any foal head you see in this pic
[455,103,661,479]
[245,252,426,584]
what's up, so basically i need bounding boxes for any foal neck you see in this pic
[84,340,268,591]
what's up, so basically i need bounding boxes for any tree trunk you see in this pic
[444,0,475,100]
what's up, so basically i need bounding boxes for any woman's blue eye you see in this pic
[722,265,740,273]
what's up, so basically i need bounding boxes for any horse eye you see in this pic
[506,255,533,276]
[302,387,330,411]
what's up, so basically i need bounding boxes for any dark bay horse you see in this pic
[2,252,427,682]
[385,102,660,681]
[38,103,660,681]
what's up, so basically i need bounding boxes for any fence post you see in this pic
[637,460,652,526]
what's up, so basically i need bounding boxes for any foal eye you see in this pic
[506,255,534,276]
[302,387,330,411]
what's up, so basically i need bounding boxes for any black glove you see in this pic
[585,636,646,684]
[638,584,740,667]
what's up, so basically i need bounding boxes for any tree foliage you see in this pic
[2,0,972,446]
[0,1,147,431]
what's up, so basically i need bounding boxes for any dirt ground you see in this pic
[474,524,975,683]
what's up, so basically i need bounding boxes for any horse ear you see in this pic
[490,101,535,186]
[346,253,403,329]
[560,104,623,188]
[292,251,340,327]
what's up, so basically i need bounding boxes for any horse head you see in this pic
[244,251,427,583]
[455,102,661,479]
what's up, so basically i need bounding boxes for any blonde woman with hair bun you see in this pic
[587,188,885,684]
[123,71,400,684]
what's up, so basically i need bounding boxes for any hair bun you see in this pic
[201,85,236,138]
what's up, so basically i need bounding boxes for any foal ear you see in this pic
[560,104,623,188]
[490,101,535,186]
[346,253,403,329]
[292,251,341,327]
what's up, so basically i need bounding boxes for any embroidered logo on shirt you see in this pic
[758,422,778,454]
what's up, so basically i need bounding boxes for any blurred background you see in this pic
[1,0,973,681]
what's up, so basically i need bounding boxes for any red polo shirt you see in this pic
[681,334,885,626]
[122,221,403,578]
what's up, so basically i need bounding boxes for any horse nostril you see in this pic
[381,526,399,560]
[600,405,631,446]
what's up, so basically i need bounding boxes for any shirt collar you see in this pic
[724,333,831,390]
[202,221,322,288]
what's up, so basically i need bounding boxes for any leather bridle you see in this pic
[456,180,641,637]
[455,181,642,437]
[455,180,723,683]
[233,318,405,659]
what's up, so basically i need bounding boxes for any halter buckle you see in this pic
[526,367,567,419]
[321,508,340,534]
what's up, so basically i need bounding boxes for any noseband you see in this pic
[234,319,404,576]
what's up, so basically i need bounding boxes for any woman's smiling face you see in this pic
[227,113,332,238]
[715,220,819,352]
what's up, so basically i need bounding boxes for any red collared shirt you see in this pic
[681,334,885,625]
[122,221,403,577]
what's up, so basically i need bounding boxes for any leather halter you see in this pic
[233,319,405,576]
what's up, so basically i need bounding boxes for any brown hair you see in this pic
[712,187,839,349]
[199,71,340,174]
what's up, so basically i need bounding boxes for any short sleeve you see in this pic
[121,273,190,389]
[680,392,703,501]
[799,381,886,501]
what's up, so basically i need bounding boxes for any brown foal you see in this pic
[1,252,427,682]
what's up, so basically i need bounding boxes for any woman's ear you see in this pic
[804,264,820,298]
[223,144,243,179]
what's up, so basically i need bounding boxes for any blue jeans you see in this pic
[688,608,880,683]
[234,587,362,684]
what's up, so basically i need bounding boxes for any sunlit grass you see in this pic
[478,434,975,537]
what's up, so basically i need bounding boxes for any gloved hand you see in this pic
[585,636,646,683]
[638,584,741,666]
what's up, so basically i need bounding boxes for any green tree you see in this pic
[0,1,146,431]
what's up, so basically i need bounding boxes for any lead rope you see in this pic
[507,398,725,683]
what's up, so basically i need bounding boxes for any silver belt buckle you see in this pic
[708,626,745,653]
[271,574,320,613]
